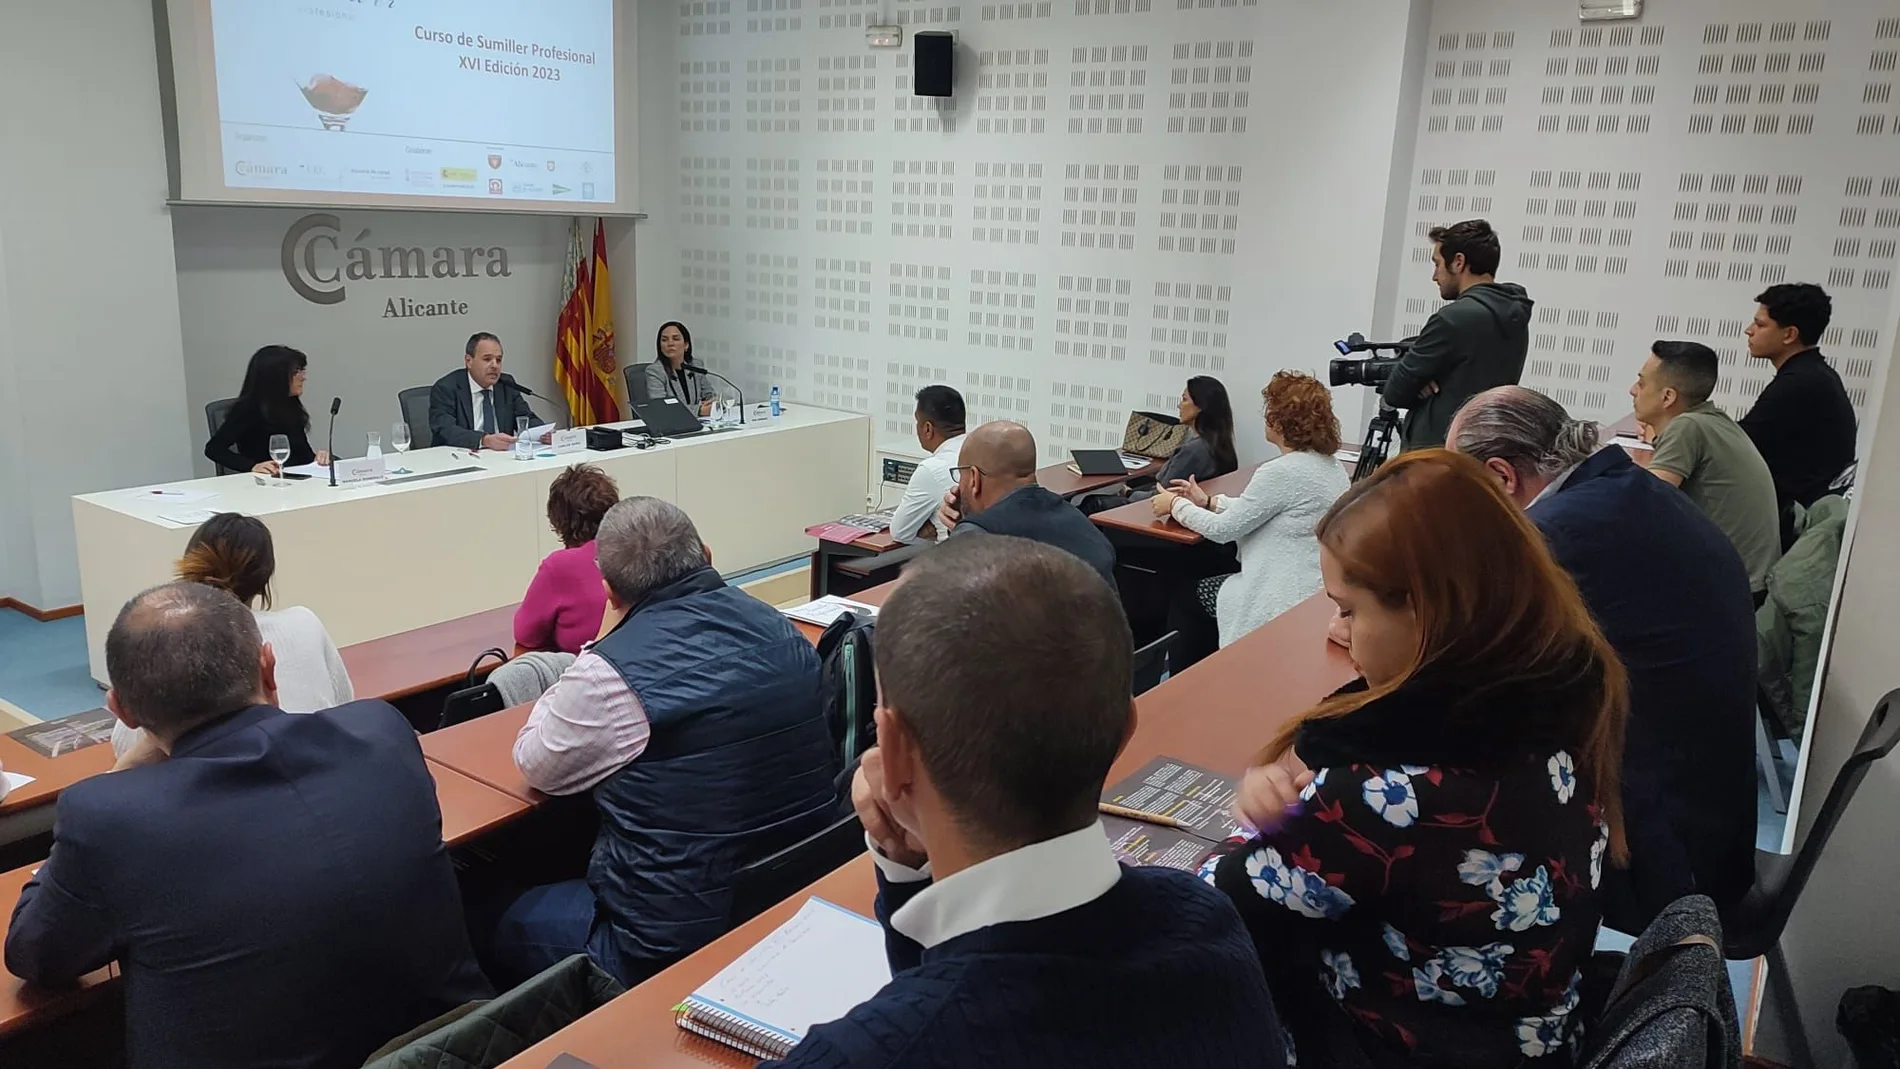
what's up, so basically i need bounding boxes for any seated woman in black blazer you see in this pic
[205,345,331,475]
[1212,449,1629,1068]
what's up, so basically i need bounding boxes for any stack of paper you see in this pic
[780,596,880,628]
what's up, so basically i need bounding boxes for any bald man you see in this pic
[934,421,1117,588]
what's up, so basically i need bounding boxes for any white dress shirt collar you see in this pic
[1528,461,1583,507]
[468,371,490,426]
[875,821,1123,949]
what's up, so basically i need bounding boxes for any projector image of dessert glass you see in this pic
[298,74,367,131]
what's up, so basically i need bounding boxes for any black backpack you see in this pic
[815,610,877,769]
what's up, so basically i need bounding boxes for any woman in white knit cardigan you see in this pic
[1152,371,1350,658]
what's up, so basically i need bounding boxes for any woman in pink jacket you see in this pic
[515,464,620,654]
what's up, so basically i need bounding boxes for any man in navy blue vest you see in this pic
[6,582,490,1069]
[767,536,1286,1068]
[1450,387,1758,933]
[488,496,839,987]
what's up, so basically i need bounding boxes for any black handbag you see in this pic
[439,647,509,730]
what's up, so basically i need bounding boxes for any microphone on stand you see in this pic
[500,374,562,430]
[327,397,341,488]
[683,364,747,425]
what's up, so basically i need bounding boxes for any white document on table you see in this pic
[524,423,556,442]
[155,509,220,527]
[282,462,330,479]
[780,596,880,628]
[2,771,36,796]
[134,487,217,504]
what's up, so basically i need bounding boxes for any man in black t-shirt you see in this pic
[1739,283,1858,548]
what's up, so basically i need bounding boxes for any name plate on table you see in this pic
[335,456,387,486]
[551,428,588,455]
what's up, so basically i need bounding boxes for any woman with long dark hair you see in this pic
[111,513,353,764]
[642,321,714,416]
[1083,376,1239,514]
[204,345,331,475]
[1211,449,1628,1067]
[1154,371,1349,662]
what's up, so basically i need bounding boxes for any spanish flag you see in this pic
[553,218,621,426]
[586,219,625,416]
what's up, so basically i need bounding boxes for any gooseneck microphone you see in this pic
[683,364,747,425]
[500,373,560,424]
[327,397,342,487]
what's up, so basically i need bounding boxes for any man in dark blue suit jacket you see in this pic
[1452,387,1758,934]
[5,582,491,1069]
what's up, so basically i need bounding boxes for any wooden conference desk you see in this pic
[0,738,115,821]
[0,865,117,1039]
[497,592,1356,1069]
[72,406,872,683]
[1088,463,1261,545]
[341,604,520,703]
[813,458,1160,594]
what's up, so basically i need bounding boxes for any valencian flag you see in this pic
[553,218,622,426]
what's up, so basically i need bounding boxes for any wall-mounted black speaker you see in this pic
[914,31,954,97]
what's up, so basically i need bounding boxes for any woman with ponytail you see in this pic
[111,513,353,758]
[1211,450,1628,1068]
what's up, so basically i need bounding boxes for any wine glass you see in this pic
[268,434,291,487]
[391,421,412,474]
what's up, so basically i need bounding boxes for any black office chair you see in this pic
[624,364,653,406]
[398,386,433,448]
[1132,631,1178,696]
[728,814,867,928]
[205,397,238,475]
[1722,688,1900,1068]
[1755,685,1793,815]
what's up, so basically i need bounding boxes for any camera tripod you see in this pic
[1353,403,1401,481]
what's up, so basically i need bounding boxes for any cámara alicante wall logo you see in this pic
[279,213,511,318]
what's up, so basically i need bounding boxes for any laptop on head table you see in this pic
[634,397,709,438]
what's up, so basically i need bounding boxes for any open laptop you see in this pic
[1070,449,1128,476]
[634,397,709,438]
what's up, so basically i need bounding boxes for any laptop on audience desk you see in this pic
[1069,449,1129,477]
[634,397,710,438]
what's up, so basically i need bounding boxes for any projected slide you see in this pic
[209,0,615,204]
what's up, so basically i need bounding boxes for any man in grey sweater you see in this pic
[1381,219,1534,450]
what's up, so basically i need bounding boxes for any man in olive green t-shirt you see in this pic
[1630,340,1781,595]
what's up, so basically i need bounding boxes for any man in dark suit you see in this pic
[1450,386,1757,934]
[428,331,541,449]
[5,582,491,1069]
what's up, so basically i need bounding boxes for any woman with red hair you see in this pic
[1153,370,1350,668]
[1212,449,1628,1067]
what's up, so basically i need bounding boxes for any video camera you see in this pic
[1328,333,1413,389]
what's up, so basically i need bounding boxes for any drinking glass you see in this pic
[268,434,291,488]
[391,421,412,474]
[365,430,382,461]
[515,416,533,461]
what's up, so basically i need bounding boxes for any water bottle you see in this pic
[769,385,782,419]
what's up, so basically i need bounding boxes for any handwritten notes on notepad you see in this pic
[676,897,890,1058]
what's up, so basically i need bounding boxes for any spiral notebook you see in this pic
[674,897,891,1059]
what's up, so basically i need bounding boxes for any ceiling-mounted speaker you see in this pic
[1579,0,1641,21]
[914,31,954,97]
